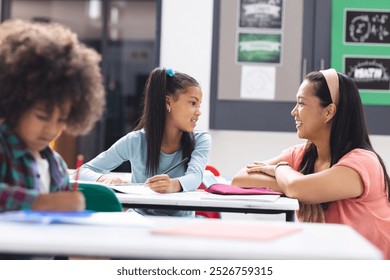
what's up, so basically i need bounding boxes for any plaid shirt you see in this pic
[0,124,70,211]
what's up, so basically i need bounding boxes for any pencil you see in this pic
[162,157,189,174]
[72,154,84,191]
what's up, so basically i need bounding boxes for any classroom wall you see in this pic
[160,0,213,132]
[209,130,390,177]
[160,0,390,177]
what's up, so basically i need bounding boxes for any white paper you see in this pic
[62,212,153,227]
[201,194,280,202]
[108,184,157,195]
[0,211,153,227]
[202,170,219,188]
[240,66,276,100]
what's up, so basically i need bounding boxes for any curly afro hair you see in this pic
[0,19,105,135]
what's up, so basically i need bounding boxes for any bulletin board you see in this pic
[217,0,302,102]
[209,0,304,133]
[331,0,390,105]
[210,0,390,135]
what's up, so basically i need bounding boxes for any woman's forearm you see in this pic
[231,168,280,189]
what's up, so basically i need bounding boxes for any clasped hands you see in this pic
[246,161,277,177]
[246,161,325,223]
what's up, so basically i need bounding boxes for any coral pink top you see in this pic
[282,144,390,259]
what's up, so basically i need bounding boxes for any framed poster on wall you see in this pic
[239,0,283,29]
[237,32,282,64]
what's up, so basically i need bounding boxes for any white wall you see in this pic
[160,0,213,131]
[209,131,390,177]
[160,0,390,178]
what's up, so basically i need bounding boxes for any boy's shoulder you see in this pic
[0,124,22,154]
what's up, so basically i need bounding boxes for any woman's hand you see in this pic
[32,191,85,211]
[246,161,277,177]
[298,202,325,223]
[145,174,181,193]
[96,174,127,185]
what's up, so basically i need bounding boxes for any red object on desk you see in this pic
[196,165,221,219]
[72,154,84,191]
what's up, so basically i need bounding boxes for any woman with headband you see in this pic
[232,69,390,259]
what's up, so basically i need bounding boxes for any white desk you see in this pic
[116,191,299,222]
[70,171,299,221]
[0,216,382,259]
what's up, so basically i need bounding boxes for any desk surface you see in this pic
[116,191,299,221]
[0,216,382,259]
[70,172,299,221]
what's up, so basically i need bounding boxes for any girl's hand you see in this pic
[298,202,325,223]
[146,174,181,193]
[246,161,277,177]
[32,191,85,211]
[97,174,127,185]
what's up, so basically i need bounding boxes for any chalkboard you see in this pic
[210,0,390,135]
[239,0,283,29]
[345,10,390,44]
[345,56,390,91]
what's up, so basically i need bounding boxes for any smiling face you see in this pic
[291,80,332,141]
[14,102,70,156]
[166,86,202,133]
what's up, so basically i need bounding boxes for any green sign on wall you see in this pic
[331,0,390,105]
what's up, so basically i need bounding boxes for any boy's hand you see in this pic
[31,191,85,211]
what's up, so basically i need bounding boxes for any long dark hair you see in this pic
[134,67,198,176]
[300,71,390,204]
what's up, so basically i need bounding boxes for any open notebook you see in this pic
[0,210,152,227]
[107,184,157,195]
[70,180,156,195]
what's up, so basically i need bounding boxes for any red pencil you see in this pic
[72,154,84,191]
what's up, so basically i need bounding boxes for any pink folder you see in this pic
[206,183,283,196]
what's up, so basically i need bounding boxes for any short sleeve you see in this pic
[281,144,307,171]
[335,149,384,201]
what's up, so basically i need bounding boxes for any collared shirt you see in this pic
[0,124,70,211]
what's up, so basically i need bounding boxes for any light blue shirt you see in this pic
[79,129,211,216]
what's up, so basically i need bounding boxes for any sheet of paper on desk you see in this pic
[0,210,153,227]
[201,194,280,202]
[62,212,153,227]
[108,184,157,195]
[153,221,302,241]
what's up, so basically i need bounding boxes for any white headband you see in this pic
[319,68,339,105]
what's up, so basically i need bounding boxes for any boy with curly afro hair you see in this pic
[0,19,105,213]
